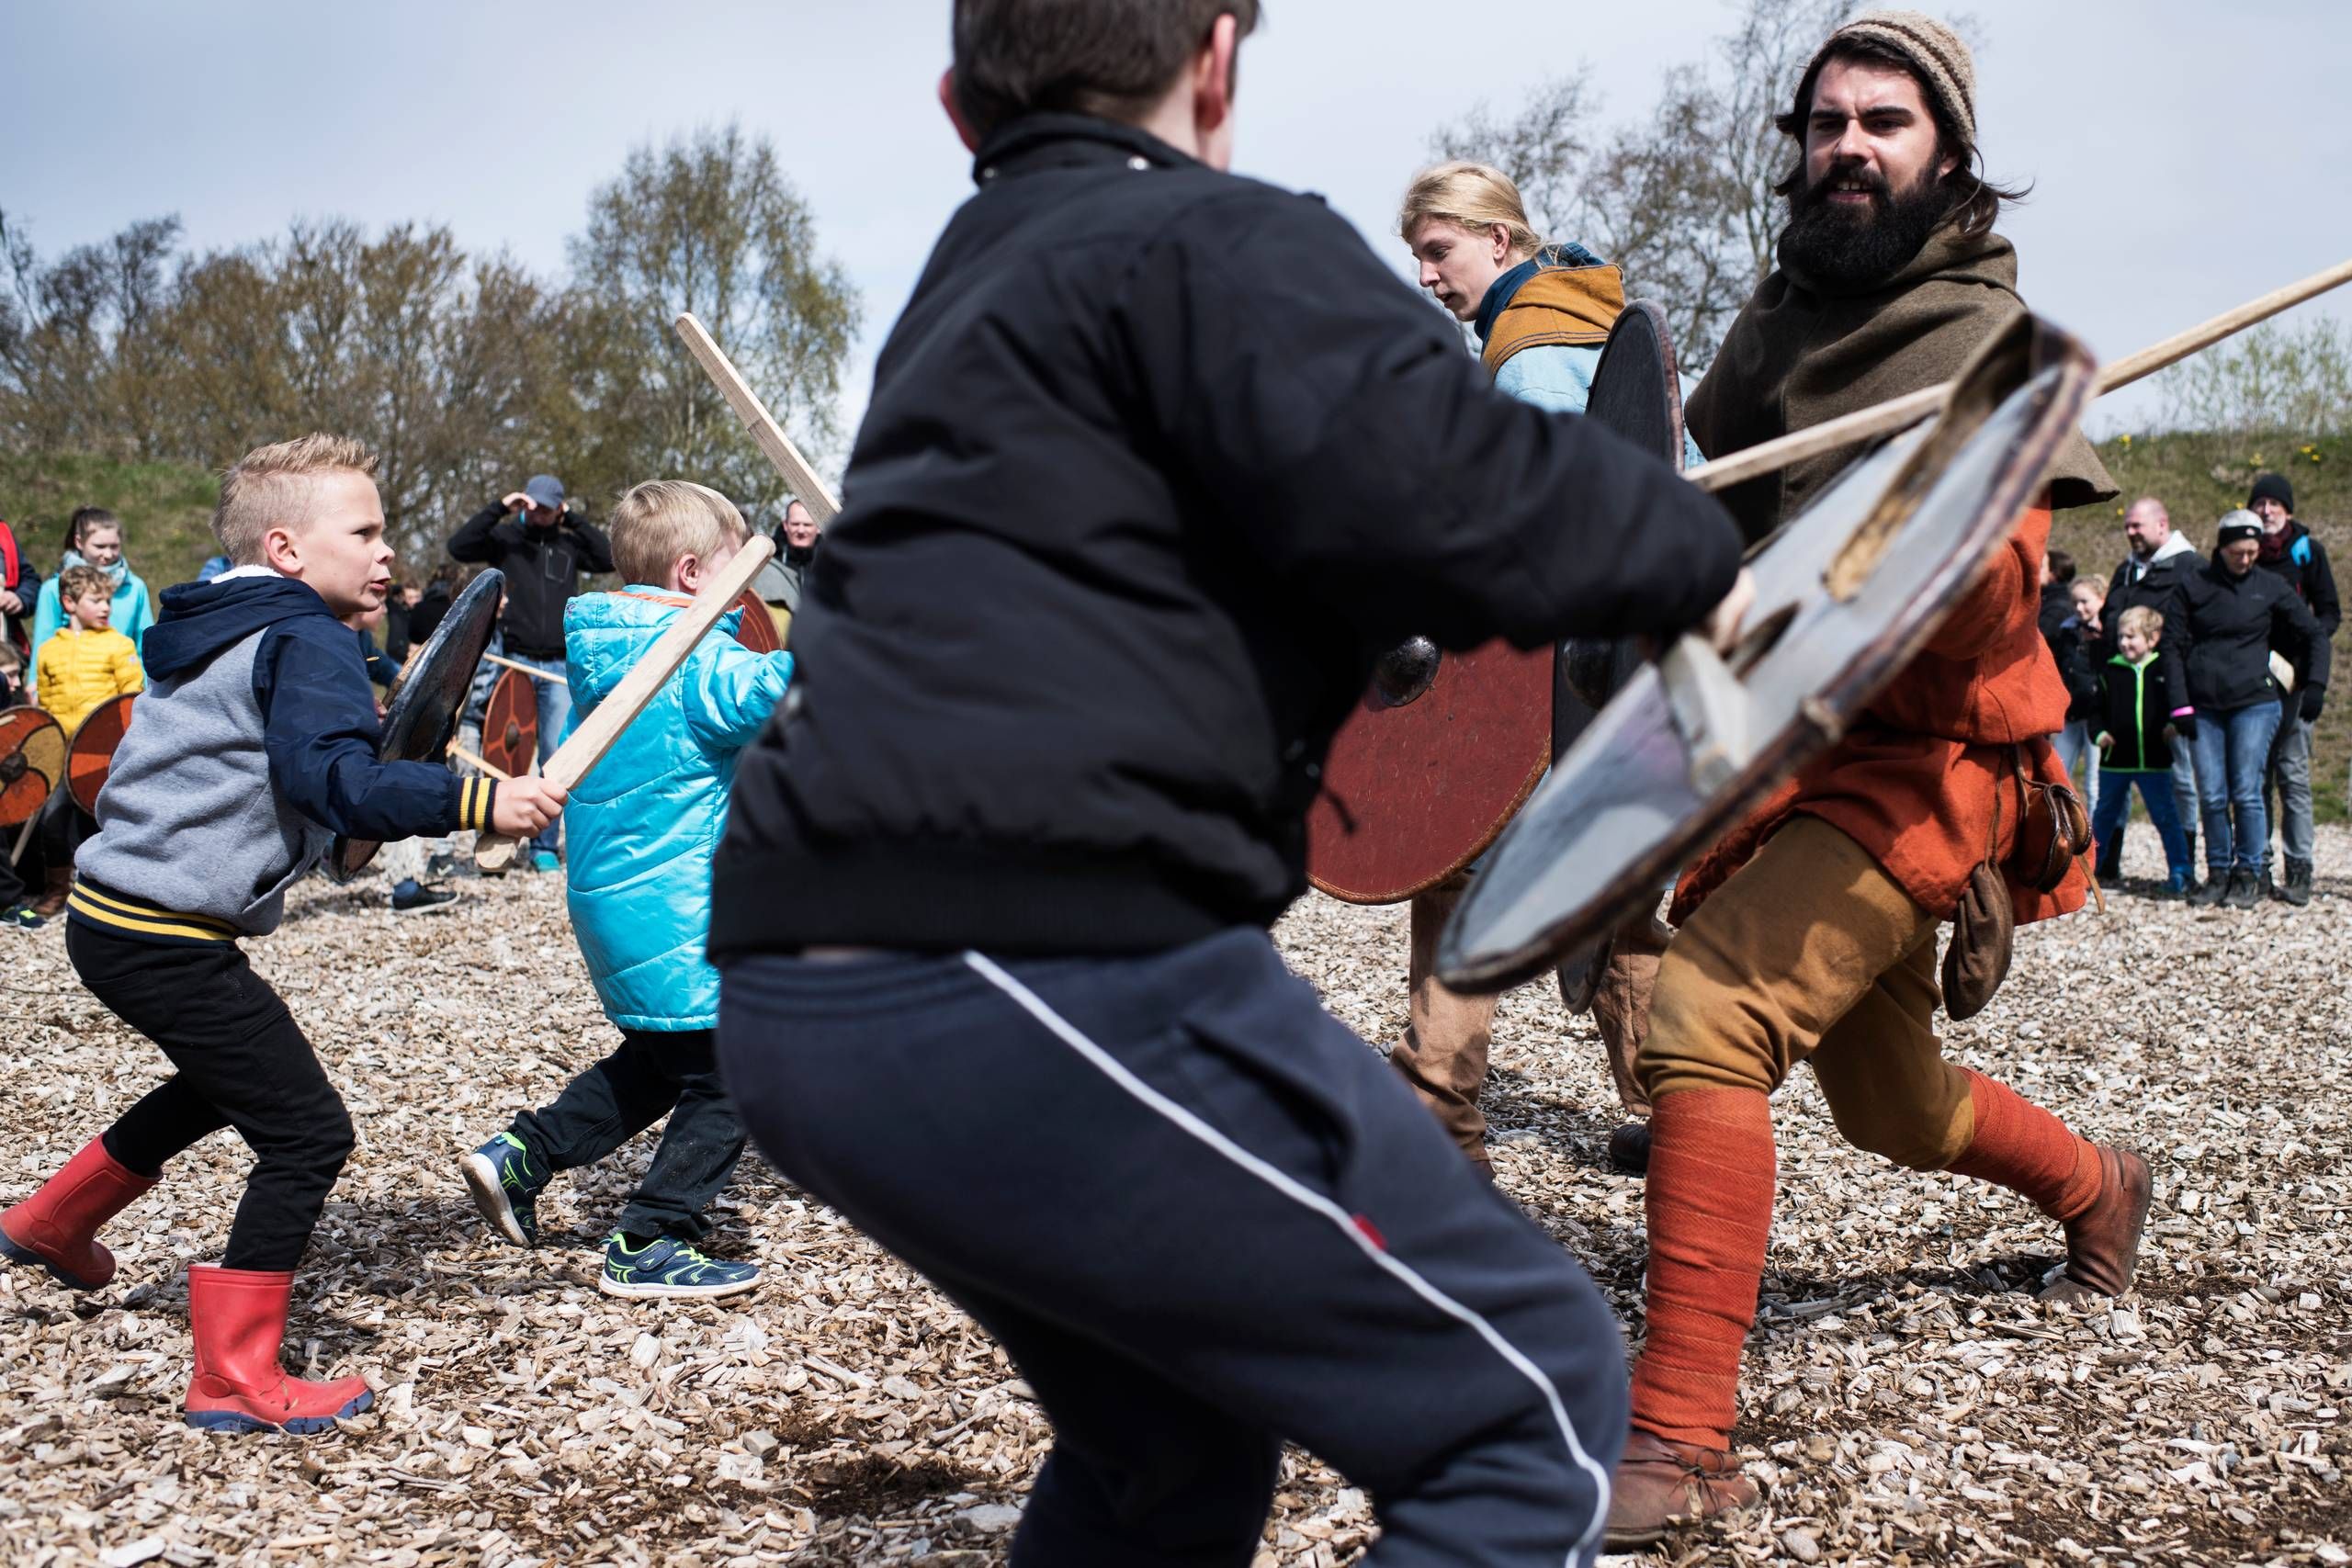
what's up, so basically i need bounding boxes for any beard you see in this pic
[1781,161,1954,293]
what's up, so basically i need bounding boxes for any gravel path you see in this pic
[2,823,2346,1567]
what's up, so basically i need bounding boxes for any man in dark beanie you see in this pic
[2246,471,2338,904]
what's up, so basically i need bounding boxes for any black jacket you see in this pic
[2038,582,2099,722]
[711,116,1744,958]
[2177,558,2330,711]
[447,505,613,658]
[2103,546,2199,713]
[2256,519,2341,638]
[2095,652,2180,772]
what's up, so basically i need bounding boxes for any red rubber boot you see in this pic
[183,1265,374,1434]
[0,1138,156,1290]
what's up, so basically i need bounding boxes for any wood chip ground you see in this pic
[3,822,2346,1565]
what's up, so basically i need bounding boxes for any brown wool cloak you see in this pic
[1686,225,2115,546]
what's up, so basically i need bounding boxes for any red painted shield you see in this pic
[730,585,782,652]
[66,692,137,815]
[0,706,66,828]
[481,667,539,780]
[1305,640,1552,904]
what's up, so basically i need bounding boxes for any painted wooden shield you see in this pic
[730,584,782,652]
[1439,314,2097,991]
[330,568,503,881]
[481,667,538,779]
[0,707,66,828]
[66,692,137,814]
[1304,637,1552,905]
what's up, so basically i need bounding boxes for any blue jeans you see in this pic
[2190,701,2283,873]
[504,650,571,856]
[2091,770,2191,881]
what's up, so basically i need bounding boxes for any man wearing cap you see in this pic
[1606,12,2140,1546]
[448,475,615,870]
[2246,472,2338,906]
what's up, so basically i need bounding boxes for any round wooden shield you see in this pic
[1439,315,2096,992]
[1304,638,1553,904]
[66,692,137,815]
[481,667,538,779]
[331,568,503,881]
[0,707,66,829]
[730,585,782,652]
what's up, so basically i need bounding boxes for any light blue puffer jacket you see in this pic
[561,589,793,1031]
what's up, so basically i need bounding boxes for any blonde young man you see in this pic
[0,435,564,1434]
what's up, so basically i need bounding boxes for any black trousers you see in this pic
[718,929,1629,1568]
[508,1027,745,1242]
[69,921,355,1272]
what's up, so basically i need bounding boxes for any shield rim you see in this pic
[481,666,539,780]
[1438,315,2098,991]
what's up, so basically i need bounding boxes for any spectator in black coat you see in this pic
[2040,550,2102,786]
[2104,497,2202,865]
[2177,512,2330,909]
[2247,472,2339,905]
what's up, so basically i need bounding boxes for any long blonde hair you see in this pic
[1397,161,1542,260]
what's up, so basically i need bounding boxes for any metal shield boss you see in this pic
[329,568,505,881]
[1438,314,2098,991]
[65,693,139,815]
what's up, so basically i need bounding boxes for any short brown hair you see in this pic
[949,0,1262,141]
[59,564,113,604]
[611,480,748,586]
[214,433,379,565]
[2117,605,2164,643]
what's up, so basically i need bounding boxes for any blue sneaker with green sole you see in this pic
[460,1132,546,1247]
[599,1232,760,1300]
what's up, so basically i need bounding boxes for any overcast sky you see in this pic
[7,0,2349,458]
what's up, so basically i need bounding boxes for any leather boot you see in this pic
[1603,1430,1760,1548]
[2223,867,2261,909]
[1607,1122,1652,1176]
[2040,1146,2151,1303]
[0,1138,155,1290]
[2283,857,2313,908]
[31,866,69,919]
[183,1265,374,1434]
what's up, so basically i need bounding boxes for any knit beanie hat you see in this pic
[2247,471,2295,513]
[1806,11,1978,147]
[2216,510,2264,548]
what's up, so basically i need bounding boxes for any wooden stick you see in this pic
[447,745,513,783]
[482,650,566,684]
[1687,254,2352,494]
[674,313,842,524]
[7,811,35,868]
[473,536,777,872]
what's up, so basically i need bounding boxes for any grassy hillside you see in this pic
[6,437,2345,823]
[2055,431,2347,822]
[0,451,220,589]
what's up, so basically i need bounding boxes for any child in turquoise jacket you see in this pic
[462,481,791,1299]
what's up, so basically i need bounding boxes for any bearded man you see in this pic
[1606,11,2142,1546]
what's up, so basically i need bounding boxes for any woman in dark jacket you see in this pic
[2175,512,2330,908]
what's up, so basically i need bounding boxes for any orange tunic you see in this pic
[1672,505,2088,928]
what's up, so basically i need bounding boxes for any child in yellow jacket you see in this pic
[39,564,143,732]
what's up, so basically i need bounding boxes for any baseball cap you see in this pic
[523,474,567,512]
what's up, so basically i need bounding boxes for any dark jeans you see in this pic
[2263,700,2315,869]
[719,930,1628,1568]
[0,845,23,908]
[2091,769,2192,876]
[2190,700,2284,872]
[69,920,355,1272]
[508,1027,744,1242]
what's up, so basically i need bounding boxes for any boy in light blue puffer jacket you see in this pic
[461,480,792,1300]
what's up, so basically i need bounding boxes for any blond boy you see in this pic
[36,563,143,733]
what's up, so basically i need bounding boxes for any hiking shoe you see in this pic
[599,1233,760,1300]
[0,904,43,929]
[460,1132,545,1247]
[2188,873,2229,908]
[2282,858,2313,908]
[530,852,560,874]
[391,883,460,917]
[2223,868,2261,909]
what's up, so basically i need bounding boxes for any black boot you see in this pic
[2283,858,2314,908]
[2189,870,2230,908]
[2224,867,2261,909]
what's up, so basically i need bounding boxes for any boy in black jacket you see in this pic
[710,5,1751,1563]
[0,435,565,1434]
[2092,606,2194,892]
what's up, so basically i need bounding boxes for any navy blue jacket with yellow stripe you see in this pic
[72,573,495,945]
